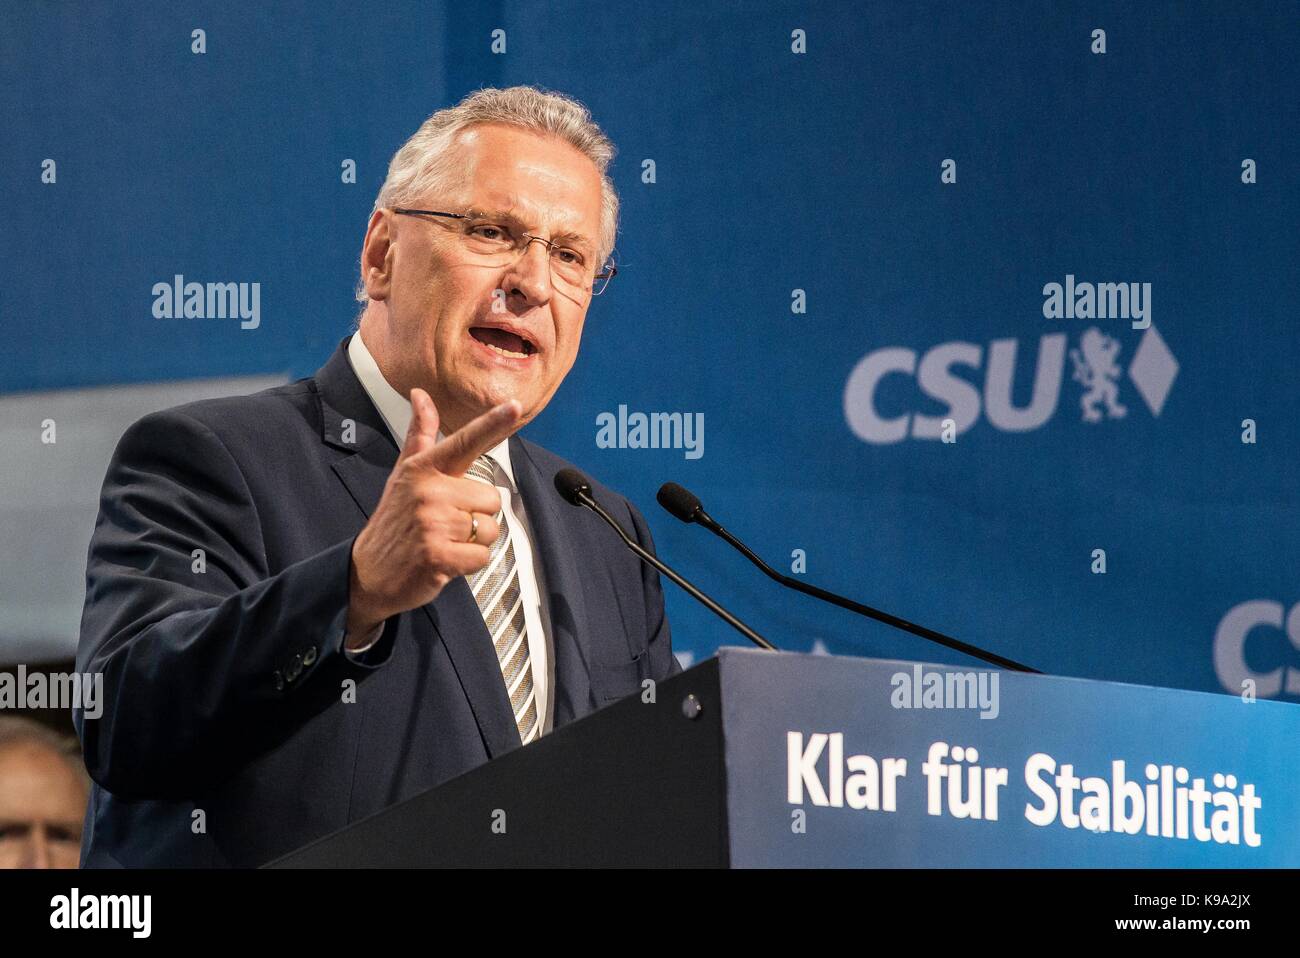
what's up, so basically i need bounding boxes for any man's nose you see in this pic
[501,239,553,308]
[22,826,51,869]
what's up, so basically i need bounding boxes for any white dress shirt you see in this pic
[344,332,556,736]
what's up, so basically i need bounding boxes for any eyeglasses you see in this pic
[390,207,618,298]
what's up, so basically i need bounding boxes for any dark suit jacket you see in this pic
[74,338,680,867]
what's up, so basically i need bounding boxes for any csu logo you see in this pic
[1069,329,1127,423]
[843,325,1178,444]
[1214,600,1300,700]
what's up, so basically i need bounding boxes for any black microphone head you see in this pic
[554,467,593,506]
[656,482,702,524]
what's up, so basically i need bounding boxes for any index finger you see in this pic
[429,400,524,476]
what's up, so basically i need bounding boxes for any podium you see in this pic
[271,648,1300,867]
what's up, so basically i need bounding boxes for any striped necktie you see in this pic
[466,454,540,744]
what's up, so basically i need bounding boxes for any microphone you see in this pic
[656,482,1039,674]
[554,469,776,651]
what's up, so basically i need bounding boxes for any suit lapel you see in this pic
[509,434,594,727]
[314,338,521,758]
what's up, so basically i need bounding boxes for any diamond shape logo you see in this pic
[1127,325,1178,416]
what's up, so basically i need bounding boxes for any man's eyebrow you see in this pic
[547,227,597,253]
[464,206,525,224]
[467,207,596,251]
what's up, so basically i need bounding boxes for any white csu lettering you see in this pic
[844,335,1068,444]
[1213,599,1300,698]
[787,731,907,811]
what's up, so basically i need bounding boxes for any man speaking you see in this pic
[75,86,680,867]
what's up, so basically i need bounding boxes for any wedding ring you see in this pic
[467,512,479,544]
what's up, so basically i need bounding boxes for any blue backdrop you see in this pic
[4,1,1298,699]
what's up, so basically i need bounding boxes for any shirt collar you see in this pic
[346,331,516,490]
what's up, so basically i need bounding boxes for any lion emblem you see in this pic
[1069,328,1128,423]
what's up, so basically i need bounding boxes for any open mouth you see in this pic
[469,326,537,359]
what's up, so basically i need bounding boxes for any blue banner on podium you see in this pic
[718,649,1300,867]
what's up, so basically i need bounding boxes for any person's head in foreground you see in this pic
[0,717,89,869]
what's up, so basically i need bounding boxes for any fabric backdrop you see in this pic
[3,1,1297,702]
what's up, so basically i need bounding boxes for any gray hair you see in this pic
[356,85,620,304]
[0,715,89,787]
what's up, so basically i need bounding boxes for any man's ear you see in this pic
[360,208,396,301]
